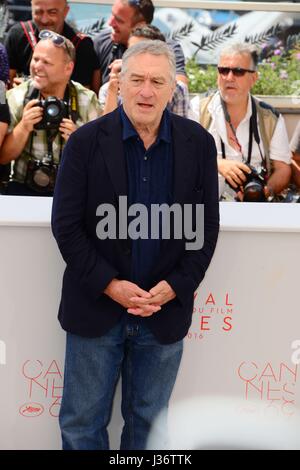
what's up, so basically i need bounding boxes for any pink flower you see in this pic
[279,69,288,79]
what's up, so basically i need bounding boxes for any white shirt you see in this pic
[190,92,291,197]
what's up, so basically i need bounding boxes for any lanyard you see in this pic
[29,129,64,164]
[220,97,265,166]
[28,83,78,162]
[221,117,254,163]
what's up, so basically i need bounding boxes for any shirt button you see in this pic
[144,156,148,161]
[143,177,147,182]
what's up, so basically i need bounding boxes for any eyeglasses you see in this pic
[217,66,256,77]
[38,30,73,58]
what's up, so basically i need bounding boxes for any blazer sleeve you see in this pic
[51,129,119,300]
[165,131,219,304]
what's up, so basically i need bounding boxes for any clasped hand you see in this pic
[104,279,176,317]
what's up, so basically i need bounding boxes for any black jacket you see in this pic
[51,109,219,344]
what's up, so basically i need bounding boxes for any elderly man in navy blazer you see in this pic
[52,40,219,450]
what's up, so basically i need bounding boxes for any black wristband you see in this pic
[0,103,10,125]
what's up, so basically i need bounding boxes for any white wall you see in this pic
[0,198,300,449]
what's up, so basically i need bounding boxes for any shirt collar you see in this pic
[119,105,171,144]
[208,91,253,144]
[209,91,252,122]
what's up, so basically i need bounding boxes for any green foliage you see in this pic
[252,49,300,95]
[186,48,300,96]
[186,59,217,94]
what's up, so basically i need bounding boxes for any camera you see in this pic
[229,164,267,202]
[25,155,58,193]
[34,96,68,130]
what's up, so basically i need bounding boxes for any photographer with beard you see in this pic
[0,32,100,196]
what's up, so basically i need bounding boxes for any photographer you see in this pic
[290,121,300,188]
[0,44,9,146]
[5,0,100,92]
[0,32,101,196]
[0,79,10,189]
[0,80,9,144]
[190,43,291,202]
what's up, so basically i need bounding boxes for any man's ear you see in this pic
[64,4,70,20]
[66,60,74,78]
[251,71,259,87]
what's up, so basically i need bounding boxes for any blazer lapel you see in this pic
[171,116,195,204]
[97,109,128,198]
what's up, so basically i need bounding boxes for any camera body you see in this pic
[34,96,68,130]
[25,155,58,194]
[228,163,267,202]
[241,164,267,202]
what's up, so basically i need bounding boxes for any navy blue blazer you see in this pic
[51,109,219,344]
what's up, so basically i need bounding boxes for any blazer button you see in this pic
[124,248,131,256]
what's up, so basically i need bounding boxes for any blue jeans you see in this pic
[59,316,183,450]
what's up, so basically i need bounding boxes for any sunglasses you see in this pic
[38,30,73,58]
[217,66,256,77]
[128,0,142,7]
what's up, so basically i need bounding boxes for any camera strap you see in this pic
[250,95,267,168]
[68,82,79,123]
[26,82,79,160]
[220,96,266,167]
[28,127,62,164]
[46,129,63,163]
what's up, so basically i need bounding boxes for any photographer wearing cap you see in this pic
[190,43,292,202]
[0,32,101,196]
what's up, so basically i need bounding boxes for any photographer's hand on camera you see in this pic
[0,99,43,165]
[20,99,43,133]
[218,159,251,189]
[59,118,77,142]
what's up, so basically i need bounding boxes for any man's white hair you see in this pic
[120,40,176,83]
[219,42,259,70]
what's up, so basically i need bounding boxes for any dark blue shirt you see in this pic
[120,106,173,289]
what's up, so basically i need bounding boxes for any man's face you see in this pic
[31,0,69,33]
[218,53,258,105]
[108,0,137,45]
[30,40,73,94]
[119,52,175,129]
